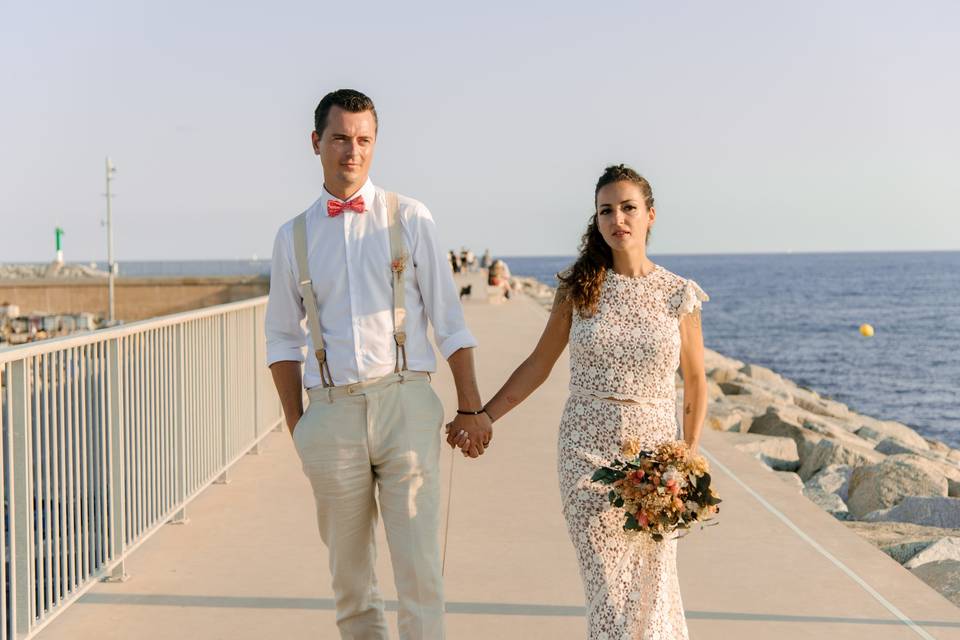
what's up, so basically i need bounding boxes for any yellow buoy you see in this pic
[859,323,874,337]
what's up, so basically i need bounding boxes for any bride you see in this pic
[451,164,709,639]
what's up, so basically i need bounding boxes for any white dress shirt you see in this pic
[265,178,477,388]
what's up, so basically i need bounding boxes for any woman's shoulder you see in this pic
[654,265,688,290]
[654,265,709,315]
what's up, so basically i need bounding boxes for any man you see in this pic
[265,89,493,640]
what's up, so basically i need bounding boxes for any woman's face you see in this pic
[595,181,655,252]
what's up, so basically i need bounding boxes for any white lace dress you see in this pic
[558,265,708,640]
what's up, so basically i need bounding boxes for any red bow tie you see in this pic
[327,196,365,217]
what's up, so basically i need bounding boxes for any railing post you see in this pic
[214,314,230,485]
[169,323,189,524]
[10,360,35,636]
[248,308,261,455]
[103,337,128,582]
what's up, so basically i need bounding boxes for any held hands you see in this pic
[445,411,493,458]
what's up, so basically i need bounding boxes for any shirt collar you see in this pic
[320,177,376,213]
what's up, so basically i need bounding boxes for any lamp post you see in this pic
[105,157,118,323]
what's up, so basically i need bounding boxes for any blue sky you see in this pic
[2,1,958,261]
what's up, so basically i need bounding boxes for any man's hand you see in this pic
[287,411,303,436]
[445,411,493,458]
[270,361,305,438]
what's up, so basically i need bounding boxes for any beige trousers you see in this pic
[292,372,446,640]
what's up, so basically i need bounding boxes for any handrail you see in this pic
[0,296,283,638]
[0,296,270,364]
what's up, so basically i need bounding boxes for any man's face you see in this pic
[312,106,377,193]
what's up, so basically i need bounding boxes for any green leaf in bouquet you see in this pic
[608,490,617,505]
[592,467,626,484]
[613,496,625,508]
[652,533,664,542]
[624,513,641,531]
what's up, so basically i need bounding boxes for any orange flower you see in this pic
[622,439,643,459]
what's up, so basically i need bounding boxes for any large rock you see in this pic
[798,438,885,481]
[703,348,744,372]
[863,496,960,528]
[904,537,960,569]
[707,366,740,384]
[705,404,748,432]
[885,540,939,565]
[725,433,800,471]
[844,521,960,546]
[847,457,948,519]
[805,464,853,502]
[875,437,922,456]
[855,416,929,452]
[718,378,791,403]
[749,409,824,464]
[855,426,884,444]
[926,439,952,455]
[719,395,787,420]
[910,560,960,607]
[802,413,876,443]
[843,521,960,563]
[898,454,960,498]
[802,487,850,520]
[705,379,725,401]
[786,385,854,421]
[738,363,786,386]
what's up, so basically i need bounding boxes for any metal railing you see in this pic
[0,296,282,638]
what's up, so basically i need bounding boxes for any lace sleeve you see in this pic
[671,278,709,317]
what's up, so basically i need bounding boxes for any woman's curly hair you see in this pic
[557,164,655,316]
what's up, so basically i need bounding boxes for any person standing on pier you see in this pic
[265,88,492,640]
[452,164,708,639]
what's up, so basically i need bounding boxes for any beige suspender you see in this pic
[385,192,409,373]
[293,212,335,387]
[292,191,408,388]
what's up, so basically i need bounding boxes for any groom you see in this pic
[265,89,493,639]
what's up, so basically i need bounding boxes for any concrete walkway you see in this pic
[35,295,960,639]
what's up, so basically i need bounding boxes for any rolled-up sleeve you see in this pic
[264,224,307,366]
[408,203,478,359]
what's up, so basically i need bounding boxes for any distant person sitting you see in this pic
[488,259,512,300]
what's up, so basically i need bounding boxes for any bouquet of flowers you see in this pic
[591,440,721,541]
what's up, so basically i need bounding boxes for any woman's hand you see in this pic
[445,412,493,457]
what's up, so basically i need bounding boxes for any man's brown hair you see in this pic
[314,89,378,138]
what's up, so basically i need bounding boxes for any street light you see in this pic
[104,156,118,324]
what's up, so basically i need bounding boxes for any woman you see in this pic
[454,164,709,638]
[488,258,513,300]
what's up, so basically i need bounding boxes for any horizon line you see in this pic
[3,248,960,265]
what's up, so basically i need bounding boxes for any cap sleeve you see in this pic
[671,278,709,317]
